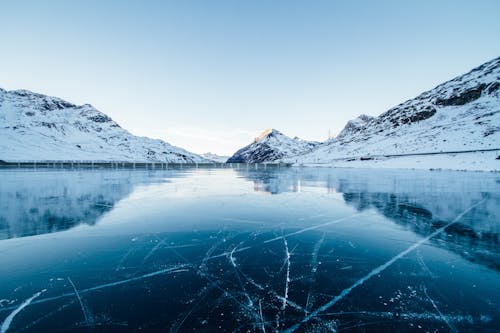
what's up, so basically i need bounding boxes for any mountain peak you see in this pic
[227,129,318,163]
[255,128,282,142]
[336,114,375,139]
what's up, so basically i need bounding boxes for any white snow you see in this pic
[201,152,230,163]
[227,129,319,163]
[0,89,208,163]
[300,151,499,171]
[1,56,498,170]
[284,57,500,171]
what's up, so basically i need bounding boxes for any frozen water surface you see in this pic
[0,167,499,332]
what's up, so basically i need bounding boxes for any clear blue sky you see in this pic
[1,0,499,155]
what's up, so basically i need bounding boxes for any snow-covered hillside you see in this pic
[335,114,375,139]
[0,89,208,162]
[227,129,319,163]
[201,152,230,163]
[293,57,500,166]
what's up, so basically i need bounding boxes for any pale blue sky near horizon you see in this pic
[1,0,499,155]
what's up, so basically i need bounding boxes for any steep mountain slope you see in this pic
[294,57,500,164]
[0,88,208,162]
[335,114,375,139]
[227,129,319,163]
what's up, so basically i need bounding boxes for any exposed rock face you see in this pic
[0,89,208,162]
[293,56,500,163]
[435,85,485,106]
[227,129,319,163]
[337,114,375,139]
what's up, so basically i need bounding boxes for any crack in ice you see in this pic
[259,299,266,333]
[423,286,456,333]
[67,277,93,328]
[281,238,291,312]
[264,212,366,244]
[0,265,189,312]
[283,198,486,333]
[1,290,45,333]
[306,234,325,314]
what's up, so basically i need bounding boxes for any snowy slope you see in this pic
[201,152,230,163]
[293,57,500,165]
[227,129,319,163]
[335,114,375,139]
[0,89,208,162]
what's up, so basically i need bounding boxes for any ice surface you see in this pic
[0,167,499,332]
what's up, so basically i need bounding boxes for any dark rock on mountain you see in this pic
[227,129,319,163]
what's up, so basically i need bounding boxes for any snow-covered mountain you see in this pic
[201,152,230,163]
[293,56,500,166]
[335,114,375,139]
[227,129,319,163]
[0,88,208,162]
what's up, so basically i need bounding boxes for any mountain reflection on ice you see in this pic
[0,169,185,239]
[0,167,498,332]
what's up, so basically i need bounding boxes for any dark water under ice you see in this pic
[0,167,499,332]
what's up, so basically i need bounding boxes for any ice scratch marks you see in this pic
[264,212,366,244]
[1,290,45,333]
[228,244,254,307]
[318,310,481,324]
[200,237,229,272]
[281,238,291,312]
[143,238,172,264]
[0,265,190,312]
[202,273,257,319]
[311,235,324,275]
[115,245,138,271]
[423,286,456,333]
[416,250,437,279]
[283,198,486,333]
[275,295,305,313]
[142,239,198,265]
[259,299,266,333]
[306,234,325,314]
[67,277,94,328]
[201,212,363,267]
[197,237,262,324]
[202,246,252,263]
[170,285,214,333]
[17,300,76,332]
[84,264,189,293]
[229,246,238,268]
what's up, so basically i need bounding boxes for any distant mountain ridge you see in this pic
[225,57,499,169]
[201,152,230,163]
[2,56,498,168]
[0,88,208,162]
[227,129,319,163]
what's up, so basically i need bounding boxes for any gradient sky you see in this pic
[1,0,499,155]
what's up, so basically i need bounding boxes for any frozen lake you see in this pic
[0,167,499,332]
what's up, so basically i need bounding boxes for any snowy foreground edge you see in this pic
[293,150,499,172]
